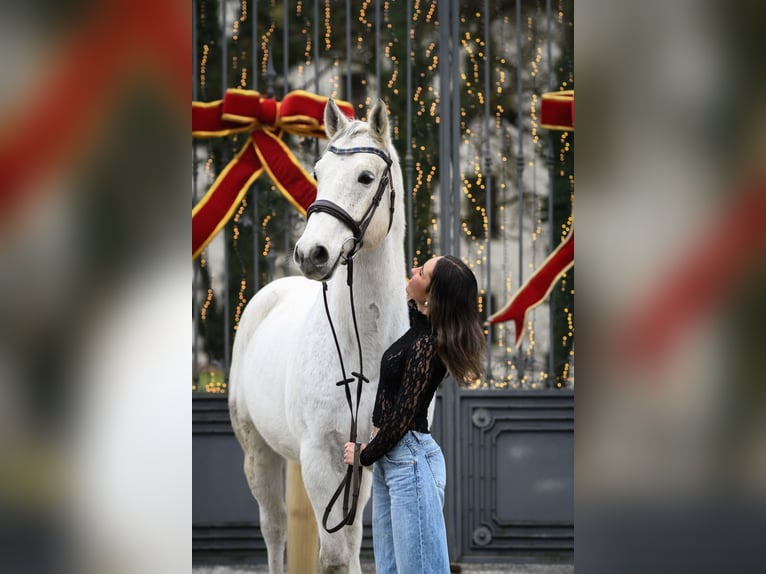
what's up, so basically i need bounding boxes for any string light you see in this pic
[324,0,332,51]
[261,22,276,75]
[192,0,573,393]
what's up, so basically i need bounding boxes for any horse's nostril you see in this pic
[310,245,329,266]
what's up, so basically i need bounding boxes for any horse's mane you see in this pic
[333,122,368,141]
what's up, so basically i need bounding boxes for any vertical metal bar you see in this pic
[515,0,525,376]
[253,0,261,292]
[314,0,320,95]
[443,378,459,562]
[345,0,352,100]
[546,0,555,381]
[253,0,259,91]
[445,0,461,558]
[313,0,320,165]
[375,0,381,95]
[283,0,289,95]
[437,0,452,255]
[221,0,231,376]
[222,0,228,90]
[192,0,200,382]
[193,0,198,99]
[450,0,461,256]
[284,211,291,276]
[483,0,493,380]
[405,0,413,267]
[283,0,291,277]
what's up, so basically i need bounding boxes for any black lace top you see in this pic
[359,300,447,466]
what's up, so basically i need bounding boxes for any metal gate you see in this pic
[193,0,573,564]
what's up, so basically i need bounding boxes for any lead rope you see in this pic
[321,257,368,533]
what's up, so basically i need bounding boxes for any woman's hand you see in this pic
[343,441,367,465]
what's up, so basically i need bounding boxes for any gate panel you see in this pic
[433,389,574,562]
[460,391,573,559]
[193,397,265,563]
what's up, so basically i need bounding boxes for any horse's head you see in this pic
[294,98,400,281]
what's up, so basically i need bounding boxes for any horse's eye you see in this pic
[357,171,375,185]
[312,171,318,182]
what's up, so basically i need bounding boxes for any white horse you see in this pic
[229,98,408,573]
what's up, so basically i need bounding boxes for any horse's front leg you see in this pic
[300,437,372,574]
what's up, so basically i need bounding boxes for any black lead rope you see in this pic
[308,144,396,533]
[321,258,369,533]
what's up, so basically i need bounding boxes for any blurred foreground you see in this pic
[0,0,765,572]
[575,0,766,572]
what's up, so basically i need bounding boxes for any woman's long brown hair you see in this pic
[427,256,486,385]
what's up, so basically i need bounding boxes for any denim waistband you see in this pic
[393,430,438,454]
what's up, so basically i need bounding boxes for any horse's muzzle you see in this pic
[294,243,338,280]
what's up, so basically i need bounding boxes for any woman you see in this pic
[343,255,485,573]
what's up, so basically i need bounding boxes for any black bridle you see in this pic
[306,145,396,260]
[306,144,396,533]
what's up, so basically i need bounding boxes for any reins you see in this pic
[319,259,367,533]
[307,144,395,533]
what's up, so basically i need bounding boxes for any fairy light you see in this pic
[330,58,340,98]
[201,288,213,321]
[200,44,209,91]
[196,0,573,392]
[324,0,332,51]
[233,279,248,331]
[204,367,227,394]
[372,1,399,97]
[526,319,536,354]
[261,22,276,74]
[260,213,273,257]
[359,0,372,27]
[424,0,436,22]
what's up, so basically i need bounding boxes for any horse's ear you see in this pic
[324,98,349,139]
[368,98,390,146]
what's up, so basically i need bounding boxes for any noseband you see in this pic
[306,145,396,260]
[307,144,397,533]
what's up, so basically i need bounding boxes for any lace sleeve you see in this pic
[359,335,436,466]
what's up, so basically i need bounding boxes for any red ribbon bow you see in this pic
[191,89,355,259]
[540,89,574,131]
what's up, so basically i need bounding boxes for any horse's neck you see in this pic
[324,236,407,350]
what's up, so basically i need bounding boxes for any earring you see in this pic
[424,300,429,307]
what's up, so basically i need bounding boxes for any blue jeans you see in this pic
[371,431,450,573]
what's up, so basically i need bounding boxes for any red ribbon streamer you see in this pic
[540,89,574,131]
[614,177,766,366]
[191,90,355,259]
[0,0,186,224]
[487,230,574,347]
[487,90,575,346]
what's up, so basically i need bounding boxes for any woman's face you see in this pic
[406,256,440,304]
